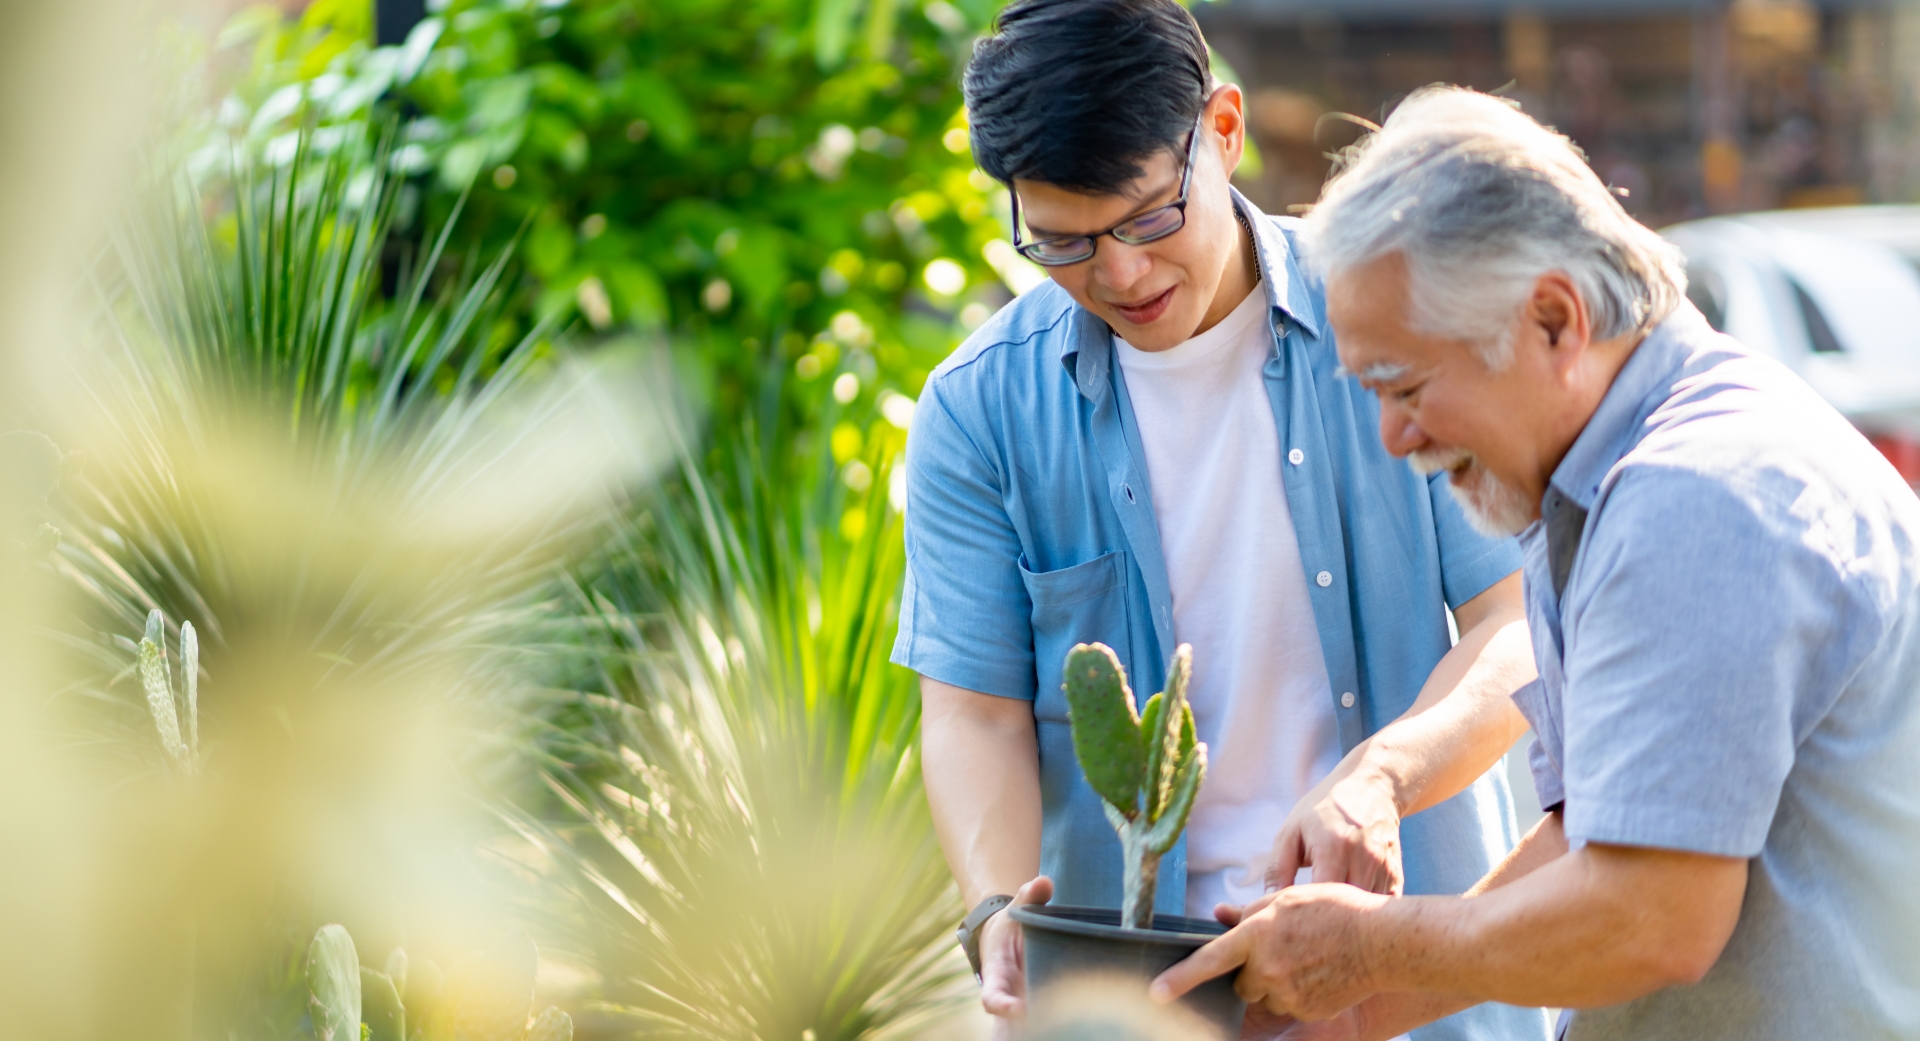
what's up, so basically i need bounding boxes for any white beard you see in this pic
[1408,446,1535,538]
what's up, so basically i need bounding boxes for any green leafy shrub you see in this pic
[208,0,1029,488]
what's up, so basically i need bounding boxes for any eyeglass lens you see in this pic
[1020,205,1187,265]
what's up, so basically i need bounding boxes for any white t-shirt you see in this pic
[1114,281,1342,917]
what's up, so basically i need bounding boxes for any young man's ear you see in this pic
[1208,84,1246,178]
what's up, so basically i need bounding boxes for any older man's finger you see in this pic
[1266,831,1306,891]
[1150,926,1252,1002]
[1234,964,1270,1005]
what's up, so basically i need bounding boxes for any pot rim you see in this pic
[1009,903,1227,948]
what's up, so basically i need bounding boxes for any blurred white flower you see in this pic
[577,276,614,329]
[807,124,857,180]
[922,258,966,297]
[879,391,916,430]
[832,372,860,404]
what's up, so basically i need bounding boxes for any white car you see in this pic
[1662,206,1920,483]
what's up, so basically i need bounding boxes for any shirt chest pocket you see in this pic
[1021,550,1132,724]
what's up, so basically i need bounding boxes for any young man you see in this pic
[896,4,1550,1039]
[1153,87,1920,1040]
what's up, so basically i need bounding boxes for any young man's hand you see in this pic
[1266,573,1532,898]
[1265,764,1404,895]
[979,876,1053,1031]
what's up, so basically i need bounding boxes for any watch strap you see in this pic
[956,894,1015,982]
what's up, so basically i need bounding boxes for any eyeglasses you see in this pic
[1009,110,1205,267]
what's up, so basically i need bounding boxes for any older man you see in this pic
[1155,86,1920,1040]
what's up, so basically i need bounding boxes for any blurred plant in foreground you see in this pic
[503,432,962,1040]
[21,115,659,1039]
[50,117,646,776]
[1023,978,1224,1041]
[138,608,201,776]
[304,922,574,1041]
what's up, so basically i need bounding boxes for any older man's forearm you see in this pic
[1359,837,1748,1010]
[1341,813,1571,1039]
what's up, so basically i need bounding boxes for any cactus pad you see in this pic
[1143,645,1192,822]
[527,1007,575,1041]
[359,967,405,1041]
[1062,643,1146,817]
[306,924,362,1041]
[1143,743,1207,855]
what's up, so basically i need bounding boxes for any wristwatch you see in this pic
[956,893,1015,982]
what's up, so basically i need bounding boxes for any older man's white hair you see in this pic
[1305,86,1686,366]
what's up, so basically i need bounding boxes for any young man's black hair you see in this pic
[963,0,1212,194]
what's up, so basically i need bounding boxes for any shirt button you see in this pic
[1315,570,1332,587]
[1288,448,1304,466]
[1340,691,1356,709]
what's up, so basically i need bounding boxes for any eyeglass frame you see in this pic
[1008,108,1207,267]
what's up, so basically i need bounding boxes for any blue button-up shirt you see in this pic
[1516,306,1920,1039]
[894,193,1549,1041]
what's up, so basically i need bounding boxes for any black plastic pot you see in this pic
[1010,904,1245,1034]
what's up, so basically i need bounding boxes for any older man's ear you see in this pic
[1522,271,1585,358]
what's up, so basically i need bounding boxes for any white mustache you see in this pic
[1407,445,1474,478]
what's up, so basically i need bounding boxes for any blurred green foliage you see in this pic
[518,434,962,1039]
[208,0,1031,496]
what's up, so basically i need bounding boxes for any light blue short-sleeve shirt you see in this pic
[894,191,1549,1041]
[1515,306,1920,1039]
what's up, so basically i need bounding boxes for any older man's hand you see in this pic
[1266,765,1404,895]
[1154,884,1389,1022]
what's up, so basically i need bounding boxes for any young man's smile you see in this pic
[1106,285,1176,326]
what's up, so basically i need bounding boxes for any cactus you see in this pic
[360,966,406,1041]
[303,925,568,1041]
[525,1008,573,1041]
[180,620,199,759]
[138,608,196,774]
[307,925,363,1041]
[1062,642,1207,930]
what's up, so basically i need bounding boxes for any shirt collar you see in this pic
[1547,307,1705,510]
[1060,187,1319,399]
[1238,187,1322,341]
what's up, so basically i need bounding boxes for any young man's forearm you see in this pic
[919,676,1042,906]
[1267,574,1533,892]
[1365,573,1534,817]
